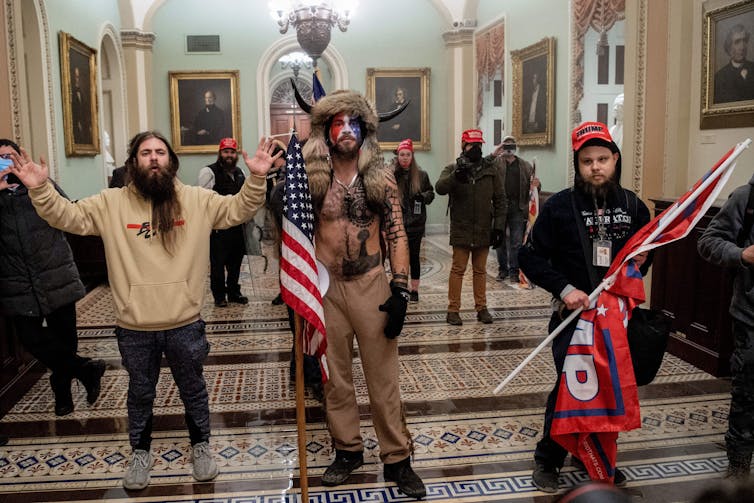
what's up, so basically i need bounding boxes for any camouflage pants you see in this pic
[727,320,754,463]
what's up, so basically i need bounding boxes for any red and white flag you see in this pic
[519,166,540,289]
[280,134,328,381]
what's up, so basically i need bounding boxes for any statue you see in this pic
[609,93,624,151]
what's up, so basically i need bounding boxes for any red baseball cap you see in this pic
[397,139,413,152]
[571,122,618,153]
[461,129,485,144]
[218,138,238,151]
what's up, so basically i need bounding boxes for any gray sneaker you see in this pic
[192,441,219,482]
[123,449,152,490]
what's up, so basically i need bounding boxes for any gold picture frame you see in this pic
[366,67,431,151]
[169,71,241,154]
[700,0,754,129]
[59,32,99,156]
[511,37,556,146]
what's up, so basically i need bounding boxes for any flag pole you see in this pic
[494,138,751,394]
[294,312,309,502]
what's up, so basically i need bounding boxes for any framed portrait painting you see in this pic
[511,37,556,146]
[366,68,430,151]
[701,0,754,129]
[59,32,99,156]
[169,71,241,154]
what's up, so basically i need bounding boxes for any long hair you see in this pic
[392,155,422,197]
[125,130,181,254]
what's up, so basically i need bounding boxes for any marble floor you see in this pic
[0,235,733,502]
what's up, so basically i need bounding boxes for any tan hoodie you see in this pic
[28,175,265,330]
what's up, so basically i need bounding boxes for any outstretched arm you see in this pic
[241,137,284,177]
[8,147,50,188]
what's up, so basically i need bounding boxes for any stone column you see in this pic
[120,29,155,136]
[442,25,476,162]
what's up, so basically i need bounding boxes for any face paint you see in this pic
[329,112,362,145]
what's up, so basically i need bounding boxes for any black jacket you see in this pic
[394,163,434,237]
[519,186,651,299]
[0,183,85,316]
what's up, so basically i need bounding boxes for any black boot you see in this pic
[76,359,106,404]
[50,373,74,416]
[384,457,426,499]
[321,450,364,486]
[726,454,752,480]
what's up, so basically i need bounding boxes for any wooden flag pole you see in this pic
[294,313,309,502]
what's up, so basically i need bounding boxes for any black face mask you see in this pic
[464,144,483,163]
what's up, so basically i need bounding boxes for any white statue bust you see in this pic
[609,93,624,151]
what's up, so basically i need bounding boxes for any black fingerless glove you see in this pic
[490,229,504,249]
[378,284,410,339]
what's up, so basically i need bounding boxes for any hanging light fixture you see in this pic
[269,1,356,66]
[279,51,313,79]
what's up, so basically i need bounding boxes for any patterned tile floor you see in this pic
[0,236,734,502]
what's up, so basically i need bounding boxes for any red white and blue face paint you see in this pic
[329,113,362,145]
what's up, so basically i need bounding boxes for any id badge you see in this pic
[593,240,612,267]
[413,200,422,215]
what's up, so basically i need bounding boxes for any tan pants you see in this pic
[448,246,489,312]
[323,267,412,464]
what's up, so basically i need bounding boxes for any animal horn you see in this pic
[378,99,410,122]
[290,78,312,114]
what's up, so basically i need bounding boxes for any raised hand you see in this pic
[8,147,49,188]
[242,137,284,177]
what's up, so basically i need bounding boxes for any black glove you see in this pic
[490,229,504,249]
[378,284,410,339]
[454,164,470,182]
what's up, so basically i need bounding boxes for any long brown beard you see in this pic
[129,162,181,253]
[575,174,618,203]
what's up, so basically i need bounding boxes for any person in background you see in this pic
[8,130,279,491]
[198,137,249,307]
[518,122,650,492]
[392,138,434,302]
[435,128,506,326]
[492,135,540,283]
[0,138,106,417]
[698,171,754,480]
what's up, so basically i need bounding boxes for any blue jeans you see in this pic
[116,320,211,450]
[496,208,526,273]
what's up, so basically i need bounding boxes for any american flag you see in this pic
[279,134,328,381]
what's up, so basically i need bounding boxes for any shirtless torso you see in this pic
[315,163,409,287]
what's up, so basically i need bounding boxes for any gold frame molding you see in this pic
[511,37,555,146]
[169,70,241,154]
[366,67,431,151]
[700,0,754,129]
[59,31,99,156]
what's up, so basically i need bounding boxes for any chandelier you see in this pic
[269,1,355,65]
[279,51,313,78]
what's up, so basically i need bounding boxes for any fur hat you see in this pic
[302,90,386,208]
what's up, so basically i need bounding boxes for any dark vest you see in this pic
[208,162,244,195]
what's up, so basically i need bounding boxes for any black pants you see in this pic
[534,312,577,469]
[11,301,88,381]
[209,227,245,302]
[408,234,423,281]
[727,319,754,462]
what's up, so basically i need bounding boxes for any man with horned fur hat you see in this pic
[302,90,426,499]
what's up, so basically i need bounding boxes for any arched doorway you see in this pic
[99,27,127,186]
[269,78,312,144]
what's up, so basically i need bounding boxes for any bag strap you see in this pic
[736,184,754,247]
[570,189,600,290]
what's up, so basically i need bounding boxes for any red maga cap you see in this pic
[218,138,238,151]
[571,122,617,152]
[461,128,485,144]
[397,139,414,152]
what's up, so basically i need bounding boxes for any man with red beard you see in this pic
[198,137,248,307]
[8,130,281,491]
[302,91,426,499]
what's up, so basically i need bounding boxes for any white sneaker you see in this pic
[123,449,152,490]
[192,441,219,482]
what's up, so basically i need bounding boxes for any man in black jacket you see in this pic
[518,122,650,492]
[0,139,105,416]
[435,129,506,325]
[197,138,248,307]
